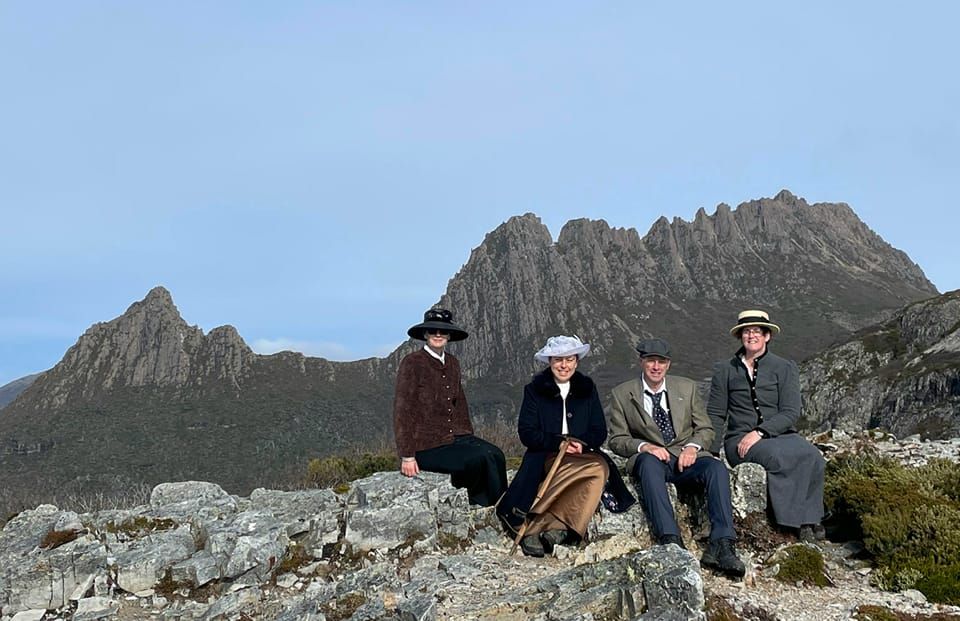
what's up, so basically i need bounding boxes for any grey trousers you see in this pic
[725,432,825,528]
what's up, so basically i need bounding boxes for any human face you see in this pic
[549,355,578,383]
[739,326,770,356]
[424,329,449,353]
[641,356,671,389]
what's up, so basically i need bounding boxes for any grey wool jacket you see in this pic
[706,348,801,454]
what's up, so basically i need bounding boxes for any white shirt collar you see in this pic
[642,377,666,395]
[423,345,445,364]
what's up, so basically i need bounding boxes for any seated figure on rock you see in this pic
[497,335,634,557]
[393,308,507,507]
[608,338,746,578]
[707,310,826,543]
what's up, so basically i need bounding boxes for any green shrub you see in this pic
[772,544,829,587]
[305,451,397,489]
[915,562,960,606]
[853,605,899,621]
[825,451,960,604]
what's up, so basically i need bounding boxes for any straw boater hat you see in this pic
[534,335,591,364]
[407,308,469,342]
[729,309,781,337]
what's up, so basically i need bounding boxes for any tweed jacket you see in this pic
[706,347,801,454]
[393,349,473,457]
[607,375,714,474]
[496,369,635,531]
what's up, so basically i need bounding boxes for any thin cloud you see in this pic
[251,338,352,361]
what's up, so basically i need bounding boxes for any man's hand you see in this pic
[565,440,583,454]
[400,458,419,477]
[737,430,763,459]
[641,443,670,462]
[677,445,698,471]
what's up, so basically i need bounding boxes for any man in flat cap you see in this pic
[608,338,745,578]
[393,308,507,506]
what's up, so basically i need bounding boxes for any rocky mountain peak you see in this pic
[8,288,247,412]
[142,285,176,308]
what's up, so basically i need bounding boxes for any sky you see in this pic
[2,2,958,387]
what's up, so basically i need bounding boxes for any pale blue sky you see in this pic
[2,2,958,386]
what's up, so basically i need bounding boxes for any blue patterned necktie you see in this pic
[646,390,676,444]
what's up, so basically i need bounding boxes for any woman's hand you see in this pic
[564,440,583,454]
[737,430,763,458]
[400,458,420,477]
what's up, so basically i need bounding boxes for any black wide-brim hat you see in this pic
[407,308,469,342]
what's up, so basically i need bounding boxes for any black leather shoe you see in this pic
[520,534,545,557]
[799,523,826,543]
[701,538,746,578]
[656,534,686,549]
[540,529,570,554]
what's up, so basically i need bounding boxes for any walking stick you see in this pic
[510,436,573,555]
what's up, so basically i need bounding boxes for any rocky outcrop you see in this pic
[5,432,960,621]
[0,467,722,620]
[800,290,960,439]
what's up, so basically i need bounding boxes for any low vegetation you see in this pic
[825,451,960,604]
[771,544,830,587]
[304,451,398,490]
[301,417,526,490]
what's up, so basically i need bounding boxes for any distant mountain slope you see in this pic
[800,289,960,439]
[0,287,400,503]
[0,191,938,509]
[0,374,42,410]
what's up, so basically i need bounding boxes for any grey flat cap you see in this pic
[635,338,671,359]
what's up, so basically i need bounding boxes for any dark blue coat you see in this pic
[497,368,635,532]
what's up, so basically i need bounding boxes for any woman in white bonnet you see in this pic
[496,335,634,557]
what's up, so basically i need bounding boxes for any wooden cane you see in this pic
[510,437,573,555]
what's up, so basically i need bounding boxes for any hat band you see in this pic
[736,315,770,325]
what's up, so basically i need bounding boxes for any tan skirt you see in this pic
[525,452,609,538]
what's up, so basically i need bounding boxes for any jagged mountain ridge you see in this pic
[440,190,933,395]
[0,191,938,506]
[799,289,960,439]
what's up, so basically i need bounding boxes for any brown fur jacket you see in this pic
[393,349,473,457]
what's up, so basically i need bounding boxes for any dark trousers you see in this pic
[632,452,736,540]
[416,435,508,507]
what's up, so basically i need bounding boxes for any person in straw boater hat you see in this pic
[392,308,507,506]
[608,337,746,578]
[496,335,634,557]
[707,310,826,542]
